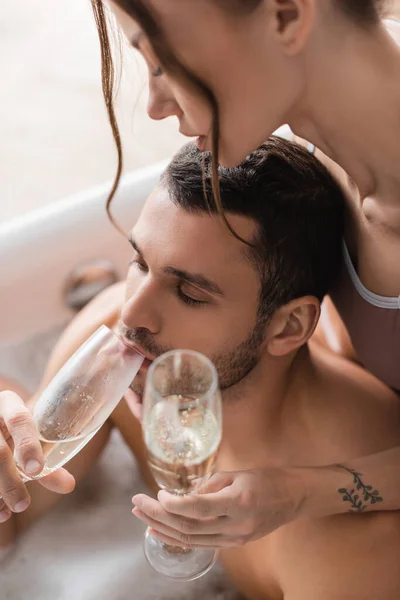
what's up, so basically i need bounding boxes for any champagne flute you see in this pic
[142,349,222,581]
[1,325,143,493]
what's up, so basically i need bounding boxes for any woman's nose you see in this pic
[121,281,161,335]
[147,78,181,121]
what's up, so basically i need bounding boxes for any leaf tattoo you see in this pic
[337,465,383,513]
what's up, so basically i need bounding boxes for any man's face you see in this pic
[119,186,267,399]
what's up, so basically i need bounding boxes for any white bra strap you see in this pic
[343,241,400,309]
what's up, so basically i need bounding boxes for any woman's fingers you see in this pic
[156,486,234,520]
[132,502,230,536]
[133,508,236,549]
[132,468,301,548]
[133,507,191,547]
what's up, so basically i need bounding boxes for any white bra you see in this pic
[342,242,400,310]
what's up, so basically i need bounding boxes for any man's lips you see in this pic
[119,337,155,368]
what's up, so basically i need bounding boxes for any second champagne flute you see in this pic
[142,349,222,581]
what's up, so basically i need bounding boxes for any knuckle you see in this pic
[8,411,30,431]
[180,518,196,533]
[2,484,22,502]
[16,438,38,455]
[161,497,174,512]
[178,532,192,546]
[146,505,158,521]
[0,444,11,465]
[238,487,254,510]
[197,502,211,518]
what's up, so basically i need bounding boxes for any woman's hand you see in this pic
[132,467,305,548]
[132,446,400,548]
[0,391,75,522]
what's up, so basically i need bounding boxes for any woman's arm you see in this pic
[131,446,400,549]
[303,445,400,518]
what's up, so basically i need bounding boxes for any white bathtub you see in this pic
[0,160,168,391]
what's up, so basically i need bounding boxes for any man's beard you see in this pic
[118,315,266,398]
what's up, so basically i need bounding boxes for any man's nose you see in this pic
[147,78,181,121]
[121,280,161,334]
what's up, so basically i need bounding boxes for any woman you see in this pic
[87,0,400,548]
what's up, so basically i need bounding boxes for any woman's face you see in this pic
[109,0,307,166]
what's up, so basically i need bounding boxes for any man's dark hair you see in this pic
[161,137,345,321]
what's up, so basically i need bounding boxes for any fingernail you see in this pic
[0,509,11,523]
[25,460,41,475]
[14,499,30,513]
[133,496,142,507]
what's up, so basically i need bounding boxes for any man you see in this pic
[2,138,400,599]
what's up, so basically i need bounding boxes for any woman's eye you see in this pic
[177,287,207,308]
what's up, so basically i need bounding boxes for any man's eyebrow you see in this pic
[164,266,224,297]
[128,235,223,296]
[130,31,144,50]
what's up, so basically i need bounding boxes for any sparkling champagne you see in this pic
[145,397,221,494]
[16,429,100,480]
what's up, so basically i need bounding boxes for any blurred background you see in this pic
[0,5,400,598]
[1,0,400,224]
[1,0,185,223]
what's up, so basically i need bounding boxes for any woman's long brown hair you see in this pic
[90,0,228,233]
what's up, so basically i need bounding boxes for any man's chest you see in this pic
[221,511,400,600]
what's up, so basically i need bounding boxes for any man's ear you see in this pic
[267,296,320,356]
[269,0,316,55]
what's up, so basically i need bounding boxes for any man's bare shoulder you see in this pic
[302,343,400,463]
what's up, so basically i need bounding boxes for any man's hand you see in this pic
[0,390,75,522]
[132,467,305,548]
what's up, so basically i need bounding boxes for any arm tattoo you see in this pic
[337,465,383,513]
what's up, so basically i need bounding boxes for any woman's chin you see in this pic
[124,387,143,422]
